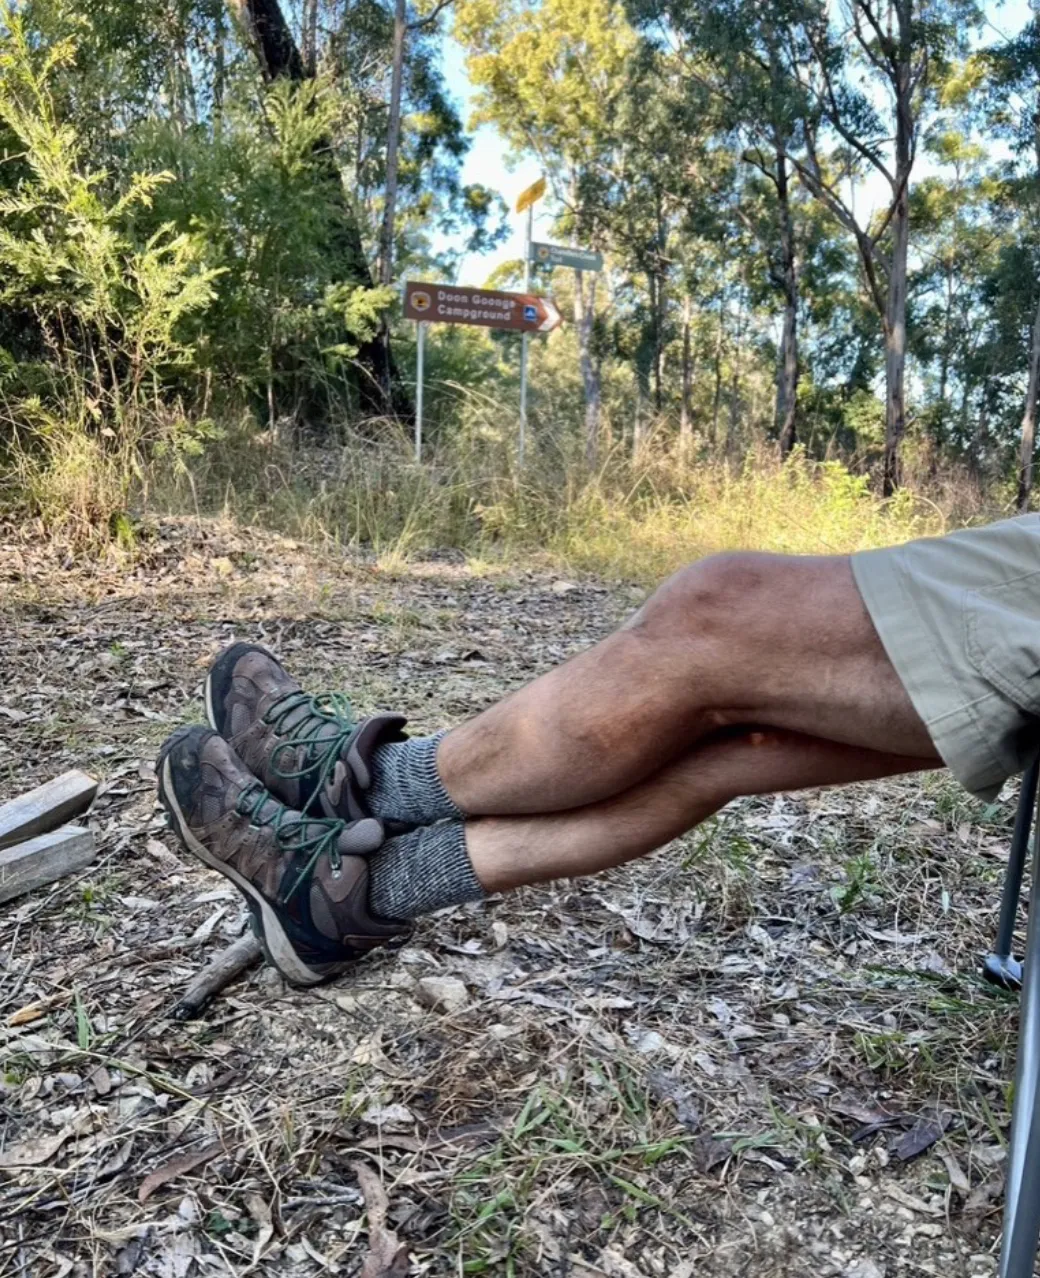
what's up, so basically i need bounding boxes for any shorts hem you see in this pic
[851,546,1008,801]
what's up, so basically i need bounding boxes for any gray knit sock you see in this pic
[366,731,463,825]
[368,821,484,919]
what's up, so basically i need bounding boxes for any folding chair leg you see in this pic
[986,757,1040,991]
[999,792,1040,1278]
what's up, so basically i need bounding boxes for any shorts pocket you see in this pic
[964,569,1040,712]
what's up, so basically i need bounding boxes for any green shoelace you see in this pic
[235,780,346,904]
[264,690,357,815]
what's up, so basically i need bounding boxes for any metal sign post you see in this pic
[519,202,533,467]
[514,177,547,467]
[415,320,425,463]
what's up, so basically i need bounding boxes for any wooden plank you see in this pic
[0,770,98,851]
[0,825,96,905]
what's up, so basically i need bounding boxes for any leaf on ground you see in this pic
[353,1161,410,1278]
[137,1140,223,1203]
[646,1068,700,1132]
[244,1191,275,1266]
[940,1148,970,1194]
[892,1111,952,1162]
[962,1171,1004,1219]
[0,1122,82,1170]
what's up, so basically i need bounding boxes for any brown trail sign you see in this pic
[404,282,561,334]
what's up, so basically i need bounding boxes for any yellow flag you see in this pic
[516,176,547,214]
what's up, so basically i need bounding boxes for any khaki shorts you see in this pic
[852,515,1040,800]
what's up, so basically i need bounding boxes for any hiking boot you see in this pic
[204,642,408,825]
[157,725,409,986]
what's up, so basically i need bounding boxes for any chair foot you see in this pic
[984,953,1024,991]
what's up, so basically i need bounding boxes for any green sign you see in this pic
[530,241,603,272]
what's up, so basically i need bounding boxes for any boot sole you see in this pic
[158,745,340,989]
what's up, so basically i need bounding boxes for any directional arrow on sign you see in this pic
[534,298,562,332]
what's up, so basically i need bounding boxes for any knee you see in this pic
[632,551,776,642]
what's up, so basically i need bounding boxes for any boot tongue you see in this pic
[341,713,408,788]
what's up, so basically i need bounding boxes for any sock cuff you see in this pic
[415,730,466,820]
[368,820,483,919]
[366,730,464,826]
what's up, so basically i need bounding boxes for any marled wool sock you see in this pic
[368,821,484,919]
[366,731,463,825]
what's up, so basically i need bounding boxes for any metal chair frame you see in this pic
[982,754,1040,1277]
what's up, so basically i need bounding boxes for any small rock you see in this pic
[551,579,578,595]
[360,1102,415,1129]
[845,1260,884,1278]
[417,976,469,1014]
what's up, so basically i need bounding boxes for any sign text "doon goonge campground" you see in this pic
[404,282,561,334]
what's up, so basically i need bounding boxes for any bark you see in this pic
[728,359,741,461]
[379,0,407,289]
[774,147,798,459]
[213,3,227,130]
[936,266,953,441]
[173,934,263,1020]
[710,319,723,453]
[882,192,909,496]
[229,0,408,420]
[574,269,601,466]
[646,271,663,414]
[634,354,650,458]
[302,0,318,74]
[881,68,912,496]
[680,292,694,457]
[1018,293,1040,511]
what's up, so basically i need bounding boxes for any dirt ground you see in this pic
[0,518,1031,1277]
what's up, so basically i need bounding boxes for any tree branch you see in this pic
[408,0,455,32]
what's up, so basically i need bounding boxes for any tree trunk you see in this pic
[379,0,407,289]
[680,292,694,457]
[710,318,723,453]
[936,265,953,443]
[229,0,408,420]
[881,50,913,497]
[1018,292,1040,511]
[302,0,318,74]
[574,269,601,466]
[213,3,227,131]
[774,147,798,459]
[728,357,741,461]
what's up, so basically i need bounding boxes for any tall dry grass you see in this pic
[142,421,990,583]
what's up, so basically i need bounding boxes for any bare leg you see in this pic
[441,553,939,816]
[467,727,936,893]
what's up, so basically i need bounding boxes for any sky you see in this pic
[434,0,1038,287]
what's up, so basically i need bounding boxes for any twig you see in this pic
[172,933,263,1021]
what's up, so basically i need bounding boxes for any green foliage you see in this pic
[0,0,218,533]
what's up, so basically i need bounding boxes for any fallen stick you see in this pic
[172,933,263,1020]
[0,825,96,905]
[0,770,98,851]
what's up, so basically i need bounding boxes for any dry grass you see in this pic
[140,430,985,585]
[0,518,1026,1277]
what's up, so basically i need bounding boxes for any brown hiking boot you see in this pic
[204,642,408,826]
[157,726,409,986]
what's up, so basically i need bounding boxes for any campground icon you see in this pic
[410,289,432,313]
